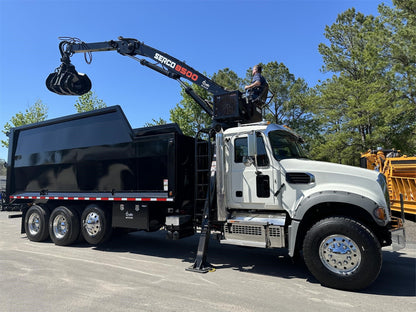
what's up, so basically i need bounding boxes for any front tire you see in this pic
[302,217,382,291]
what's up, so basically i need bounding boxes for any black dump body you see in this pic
[6,106,195,210]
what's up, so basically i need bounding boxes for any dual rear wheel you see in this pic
[49,206,80,246]
[24,204,111,246]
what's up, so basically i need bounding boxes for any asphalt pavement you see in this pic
[0,211,415,312]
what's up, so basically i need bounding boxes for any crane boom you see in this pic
[61,37,226,95]
[46,36,264,125]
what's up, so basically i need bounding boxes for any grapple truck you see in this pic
[4,36,405,291]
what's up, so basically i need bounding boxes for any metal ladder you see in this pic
[187,128,216,273]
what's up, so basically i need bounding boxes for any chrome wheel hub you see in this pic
[53,214,68,239]
[319,235,361,275]
[84,212,101,237]
[28,213,41,236]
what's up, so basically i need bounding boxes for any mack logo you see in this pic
[125,211,134,220]
[154,52,176,69]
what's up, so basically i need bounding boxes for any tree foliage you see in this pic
[212,68,243,91]
[378,0,416,154]
[74,91,107,113]
[144,118,168,127]
[1,100,48,148]
[169,83,212,137]
[310,5,416,164]
[147,2,414,164]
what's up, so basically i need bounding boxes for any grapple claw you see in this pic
[46,62,91,95]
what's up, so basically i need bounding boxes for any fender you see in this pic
[287,190,385,257]
[292,190,383,224]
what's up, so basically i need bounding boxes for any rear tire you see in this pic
[24,205,50,242]
[49,206,80,246]
[81,204,112,245]
[302,217,382,291]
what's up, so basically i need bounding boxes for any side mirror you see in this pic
[247,131,257,157]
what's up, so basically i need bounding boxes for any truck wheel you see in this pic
[302,217,382,291]
[24,205,50,242]
[81,205,112,245]
[49,206,80,246]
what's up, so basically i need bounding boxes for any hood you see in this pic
[280,158,380,184]
[279,158,390,226]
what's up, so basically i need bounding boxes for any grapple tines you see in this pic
[46,62,91,95]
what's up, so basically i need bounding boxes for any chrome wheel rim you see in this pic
[84,212,101,237]
[53,214,68,239]
[28,212,41,236]
[319,235,361,275]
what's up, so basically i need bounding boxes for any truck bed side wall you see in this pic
[7,106,195,213]
[9,106,134,194]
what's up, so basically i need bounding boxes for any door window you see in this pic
[234,135,269,166]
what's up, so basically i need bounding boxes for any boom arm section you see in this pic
[47,36,264,125]
[66,38,225,95]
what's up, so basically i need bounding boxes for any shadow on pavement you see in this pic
[91,230,415,296]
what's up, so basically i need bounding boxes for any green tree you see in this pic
[311,6,415,164]
[144,118,168,127]
[212,68,242,91]
[74,91,106,112]
[1,100,48,148]
[169,83,212,136]
[378,0,416,154]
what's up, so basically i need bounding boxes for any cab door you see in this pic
[229,133,276,208]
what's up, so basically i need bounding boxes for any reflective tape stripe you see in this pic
[10,195,173,202]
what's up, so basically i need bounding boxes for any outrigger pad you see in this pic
[46,63,91,95]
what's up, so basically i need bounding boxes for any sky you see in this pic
[0,0,391,161]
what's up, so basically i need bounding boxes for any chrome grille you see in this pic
[226,224,262,236]
[269,226,282,237]
[223,222,285,248]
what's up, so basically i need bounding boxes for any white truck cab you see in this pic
[219,121,390,222]
[215,121,402,290]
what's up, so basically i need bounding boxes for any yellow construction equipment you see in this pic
[361,149,416,215]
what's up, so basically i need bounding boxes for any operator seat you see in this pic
[251,82,269,108]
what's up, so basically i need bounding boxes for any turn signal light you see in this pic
[374,207,387,221]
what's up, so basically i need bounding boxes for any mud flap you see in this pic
[391,227,406,251]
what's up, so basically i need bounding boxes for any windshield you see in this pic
[268,130,307,160]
